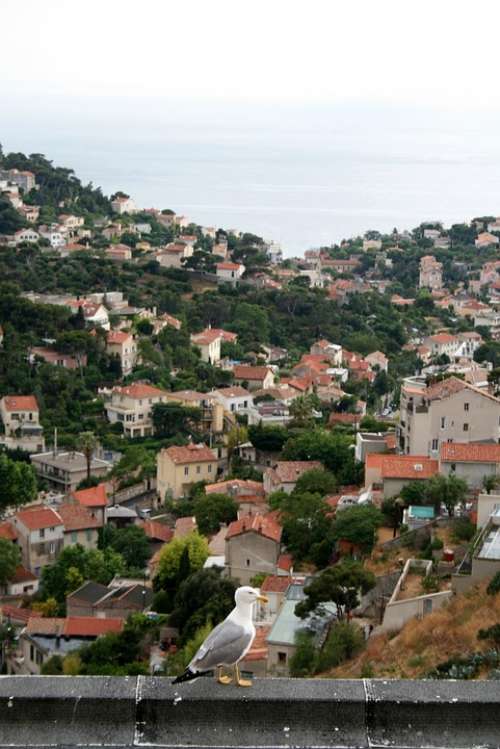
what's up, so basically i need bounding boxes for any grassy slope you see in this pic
[325,583,500,679]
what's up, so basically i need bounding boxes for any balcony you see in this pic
[0,676,498,748]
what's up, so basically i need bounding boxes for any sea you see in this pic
[4,95,500,256]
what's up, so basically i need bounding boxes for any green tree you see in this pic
[151,402,201,438]
[0,453,38,513]
[77,431,98,482]
[248,423,288,453]
[295,560,376,621]
[0,539,21,586]
[280,491,335,566]
[194,493,238,536]
[317,621,364,671]
[294,468,337,497]
[169,568,237,643]
[333,505,384,554]
[425,474,468,517]
[289,631,318,677]
[289,394,317,427]
[282,429,362,485]
[155,532,209,592]
[104,525,151,571]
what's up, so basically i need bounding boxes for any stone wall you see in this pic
[0,676,499,748]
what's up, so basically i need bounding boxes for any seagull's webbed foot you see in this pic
[235,664,252,687]
[216,666,233,685]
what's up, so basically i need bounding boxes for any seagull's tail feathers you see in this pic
[172,667,213,685]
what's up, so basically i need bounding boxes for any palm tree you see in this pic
[77,431,98,482]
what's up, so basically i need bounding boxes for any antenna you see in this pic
[53,427,58,457]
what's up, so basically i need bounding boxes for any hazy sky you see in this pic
[3,0,500,108]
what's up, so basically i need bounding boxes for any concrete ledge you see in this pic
[1,676,499,748]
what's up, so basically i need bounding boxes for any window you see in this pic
[39,528,45,539]
[184,466,189,476]
[30,645,34,661]
[86,529,92,541]
[464,403,469,412]
[431,439,438,450]
[49,542,55,554]
[463,423,469,432]
[440,417,445,429]
[208,464,212,473]
[196,465,201,474]
[71,531,77,543]
[246,559,251,567]
[278,652,287,663]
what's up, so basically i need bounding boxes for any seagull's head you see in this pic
[235,586,269,606]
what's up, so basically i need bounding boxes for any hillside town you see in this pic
[2,148,500,682]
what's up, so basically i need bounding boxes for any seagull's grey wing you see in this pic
[190,619,254,670]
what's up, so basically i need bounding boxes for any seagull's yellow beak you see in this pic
[257,594,269,604]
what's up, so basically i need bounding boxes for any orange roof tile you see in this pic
[165,443,216,464]
[369,454,439,480]
[15,506,63,531]
[71,483,108,508]
[57,503,101,531]
[64,616,123,637]
[233,365,272,381]
[113,383,167,399]
[0,521,18,541]
[142,519,173,543]
[440,442,500,463]
[107,330,132,345]
[226,514,282,543]
[2,395,38,412]
[261,575,290,593]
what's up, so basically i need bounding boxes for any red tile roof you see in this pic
[329,412,361,425]
[191,329,222,345]
[440,442,500,463]
[0,521,18,541]
[205,479,264,495]
[107,330,132,345]
[15,506,63,531]
[1,395,38,412]
[9,565,38,584]
[244,624,270,662]
[270,461,322,484]
[64,616,123,637]
[164,443,216,464]
[57,503,101,531]
[226,514,282,543]
[113,383,167,399]
[0,605,32,624]
[277,553,293,572]
[261,575,291,593]
[233,365,272,381]
[174,516,198,538]
[217,262,242,271]
[366,454,438,480]
[71,483,108,508]
[142,519,173,543]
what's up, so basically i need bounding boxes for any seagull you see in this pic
[172,585,268,687]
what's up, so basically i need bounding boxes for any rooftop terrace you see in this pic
[0,676,498,748]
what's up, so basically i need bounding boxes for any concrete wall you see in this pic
[381,558,452,631]
[477,492,500,528]
[441,460,497,488]
[0,676,499,748]
[226,531,280,585]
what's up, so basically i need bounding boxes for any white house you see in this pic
[211,386,253,414]
[216,262,245,285]
[14,229,39,245]
[105,382,169,438]
[111,196,137,214]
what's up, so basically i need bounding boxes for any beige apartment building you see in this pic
[105,330,138,375]
[419,255,443,290]
[156,443,218,500]
[105,382,169,437]
[190,329,222,364]
[398,376,500,457]
[12,506,65,576]
[225,514,282,585]
[0,395,45,453]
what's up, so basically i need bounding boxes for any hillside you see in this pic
[326,582,500,679]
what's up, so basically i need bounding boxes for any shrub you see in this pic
[487,572,500,596]
[452,518,475,542]
[289,631,318,677]
[430,537,444,550]
[478,624,500,644]
[421,575,440,594]
[317,622,364,671]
